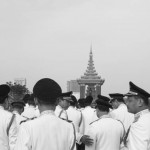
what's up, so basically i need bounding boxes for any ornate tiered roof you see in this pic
[77,46,104,84]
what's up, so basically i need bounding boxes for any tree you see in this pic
[6,81,30,96]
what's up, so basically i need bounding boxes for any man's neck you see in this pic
[0,104,4,109]
[13,108,22,115]
[38,104,56,113]
[98,111,108,118]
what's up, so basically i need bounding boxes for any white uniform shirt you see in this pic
[67,106,83,143]
[55,105,68,120]
[67,106,82,131]
[80,106,98,135]
[85,115,124,150]
[126,109,150,150]
[22,105,39,119]
[110,104,134,132]
[13,111,27,130]
[15,110,76,150]
[0,106,17,150]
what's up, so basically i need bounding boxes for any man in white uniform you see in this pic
[55,91,72,120]
[15,78,76,150]
[124,81,150,150]
[85,95,124,150]
[0,84,17,150]
[78,96,97,150]
[67,95,82,131]
[109,93,134,132]
[22,94,39,119]
[11,100,27,129]
[67,95,83,149]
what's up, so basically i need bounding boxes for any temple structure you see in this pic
[77,46,105,99]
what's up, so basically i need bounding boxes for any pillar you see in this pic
[96,84,101,96]
[80,84,85,98]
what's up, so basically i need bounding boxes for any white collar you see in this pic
[29,105,36,108]
[40,110,55,117]
[118,103,126,108]
[134,109,150,122]
[57,105,63,110]
[85,106,91,109]
[0,105,4,110]
[100,114,110,119]
[13,110,19,115]
[69,106,75,109]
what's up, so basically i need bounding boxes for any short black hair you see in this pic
[27,94,36,106]
[96,105,109,112]
[70,95,77,107]
[85,96,93,106]
[0,96,7,104]
[78,98,85,108]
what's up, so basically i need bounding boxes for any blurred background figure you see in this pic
[77,95,97,150]
[0,84,17,150]
[55,91,72,120]
[109,93,134,133]
[23,94,30,108]
[22,94,39,119]
[11,99,26,129]
[77,98,85,110]
[66,95,83,149]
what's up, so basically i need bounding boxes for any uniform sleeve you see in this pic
[15,123,31,150]
[76,132,83,144]
[127,121,149,150]
[76,114,84,144]
[69,123,76,150]
[85,125,97,150]
[9,117,18,150]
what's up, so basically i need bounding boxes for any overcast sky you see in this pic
[0,0,150,96]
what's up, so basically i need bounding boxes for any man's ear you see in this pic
[138,98,144,107]
[115,99,118,104]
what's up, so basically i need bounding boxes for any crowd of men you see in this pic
[0,78,150,150]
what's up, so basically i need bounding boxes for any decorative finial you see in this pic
[90,42,92,54]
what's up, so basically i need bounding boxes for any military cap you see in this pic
[60,91,72,97]
[97,95,110,102]
[33,78,62,102]
[96,95,112,109]
[124,81,150,99]
[0,84,10,97]
[60,91,73,102]
[109,93,124,103]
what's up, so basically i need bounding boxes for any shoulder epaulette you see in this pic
[22,115,29,119]
[61,118,72,123]
[20,119,28,124]
[20,117,37,124]
[90,118,100,125]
